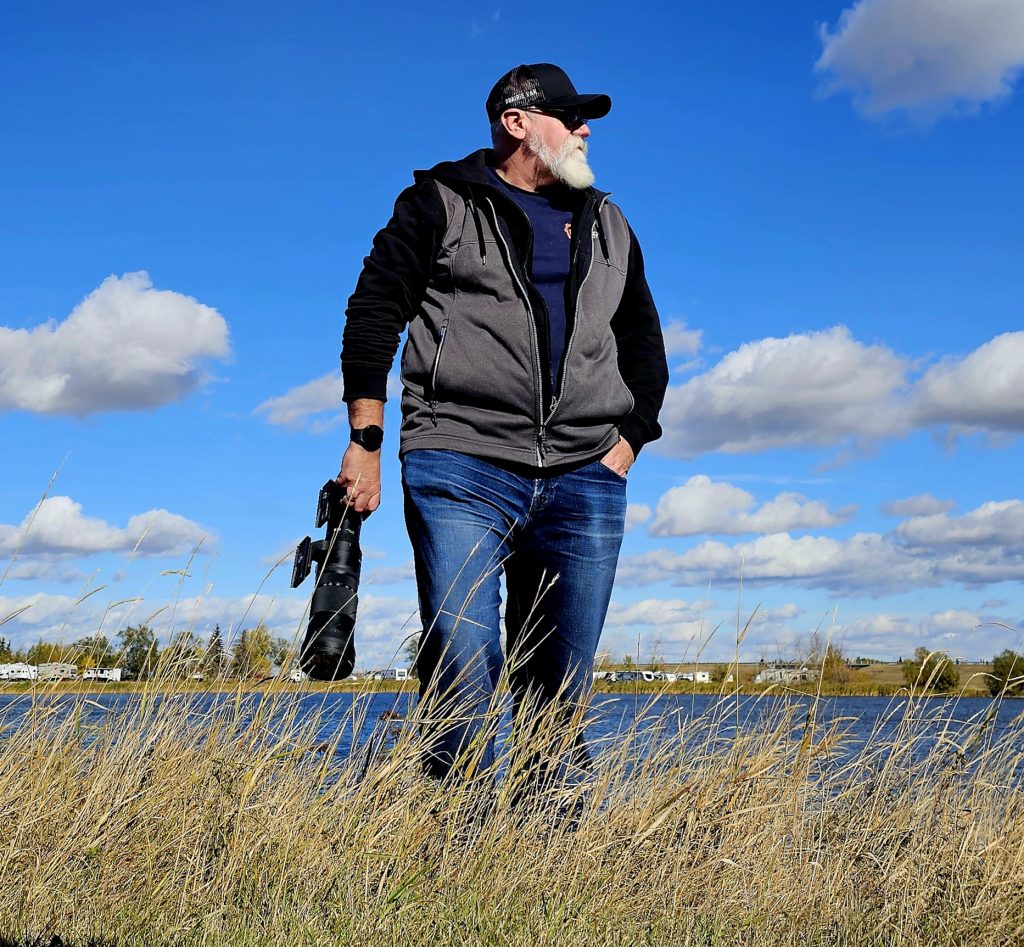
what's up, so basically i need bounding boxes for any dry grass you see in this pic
[1,665,1023,947]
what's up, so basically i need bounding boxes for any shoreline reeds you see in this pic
[2,658,1023,947]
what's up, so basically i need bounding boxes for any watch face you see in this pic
[353,425,384,450]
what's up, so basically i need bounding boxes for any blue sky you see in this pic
[2,0,1023,669]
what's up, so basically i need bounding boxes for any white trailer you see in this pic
[81,668,123,682]
[0,663,38,681]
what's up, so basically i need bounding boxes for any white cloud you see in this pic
[606,597,714,628]
[760,603,805,622]
[618,532,932,596]
[895,500,1024,548]
[0,496,213,560]
[816,0,1024,120]
[254,371,342,429]
[930,608,982,633]
[658,327,909,458]
[620,492,1024,597]
[256,372,401,432]
[624,503,652,532]
[834,608,1017,661]
[3,561,88,583]
[656,328,1024,460]
[884,493,956,517]
[649,475,854,537]
[365,561,417,586]
[0,273,230,416]
[661,320,703,357]
[911,332,1024,434]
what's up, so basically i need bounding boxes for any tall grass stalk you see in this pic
[2,653,1024,946]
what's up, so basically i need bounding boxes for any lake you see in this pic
[2,690,1021,781]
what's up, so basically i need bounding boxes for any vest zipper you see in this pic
[484,196,546,466]
[428,324,448,426]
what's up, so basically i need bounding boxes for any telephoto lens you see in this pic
[291,480,365,680]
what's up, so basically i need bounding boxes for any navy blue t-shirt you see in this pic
[488,169,574,391]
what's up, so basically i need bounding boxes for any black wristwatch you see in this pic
[350,425,384,452]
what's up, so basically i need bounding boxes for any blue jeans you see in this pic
[402,448,627,782]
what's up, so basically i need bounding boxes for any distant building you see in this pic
[37,662,78,682]
[0,663,38,681]
[753,665,820,684]
[614,670,656,683]
[371,668,409,681]
[677,671,711,684]
[82,668,122,683]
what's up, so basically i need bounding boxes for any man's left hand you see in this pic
[600,438,635,478]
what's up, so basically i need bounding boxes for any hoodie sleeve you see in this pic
[611,226,669,456]
[341,181,447,403]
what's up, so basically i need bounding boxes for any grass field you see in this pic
[2,662,1023,947]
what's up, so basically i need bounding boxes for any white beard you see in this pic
[526,131,595,190]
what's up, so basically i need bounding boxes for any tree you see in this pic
[988,650,1024,697]
[647,636,665,672]
[119,625,159,680]
[229,629,249,679]
[231,625,272,679]
[205,624,226,678]
[403,632,422,678]
[711,663,730,684]
[620,653,635,671]
[163,631,203,679]
[805,632,851,682]
[0,637,12,662]
[73,634,113,670]
[269,636,293,671]
[902,647,960,692]
[26,641,76,666]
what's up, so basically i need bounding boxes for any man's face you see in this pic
[523,111,594,190]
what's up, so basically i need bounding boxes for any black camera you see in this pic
[291,479,365,681]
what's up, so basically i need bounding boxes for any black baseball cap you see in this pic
[486,63,612,123]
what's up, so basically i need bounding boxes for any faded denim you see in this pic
[402,448,627,782]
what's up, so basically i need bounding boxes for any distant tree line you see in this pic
[0,624,294,681]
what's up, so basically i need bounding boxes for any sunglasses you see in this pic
[524,107,589,131]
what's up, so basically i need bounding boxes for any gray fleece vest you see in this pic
[399,179,635,468]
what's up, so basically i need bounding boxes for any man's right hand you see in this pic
[337,444,382,515]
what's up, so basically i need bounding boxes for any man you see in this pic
[338,63,668,781]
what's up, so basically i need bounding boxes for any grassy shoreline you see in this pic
[3,668,1023,947]
[0,668,1001,699]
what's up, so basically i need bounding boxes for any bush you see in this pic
[988,650,1024,697]
[902,647,960,692]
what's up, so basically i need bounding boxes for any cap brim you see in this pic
[542,92,611,120]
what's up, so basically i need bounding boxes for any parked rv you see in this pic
[615,670,656,683]
[37,662,78,682]
[81,668,123,683]
[0,663,38,681]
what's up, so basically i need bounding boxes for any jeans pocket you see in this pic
[593,458,627,482]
